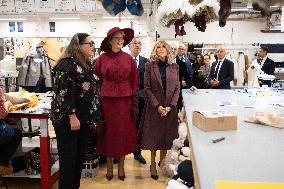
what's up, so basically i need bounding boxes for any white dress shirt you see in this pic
[133,55,139,68]
[215,57,225,80]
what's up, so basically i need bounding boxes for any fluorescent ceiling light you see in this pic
[270,5,279,8]
[49,17,80,20]
[231,8,249,12]
[0,18,27,21]
[103,16,134,19]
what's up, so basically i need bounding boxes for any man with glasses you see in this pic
[170,43,178,59]
[127,37,147,164]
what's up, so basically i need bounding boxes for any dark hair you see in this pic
[77,33,90,45]
[260,46,269,53]
[195,52,204,64]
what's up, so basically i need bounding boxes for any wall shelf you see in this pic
[260,29,284,33]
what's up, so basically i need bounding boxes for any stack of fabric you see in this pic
[4,91,39,112]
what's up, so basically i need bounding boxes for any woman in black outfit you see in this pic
[51,33,102,189]
[192,52,204,88]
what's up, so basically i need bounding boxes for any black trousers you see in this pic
[54,122,88,189]
[0,121,22,165]
[134,97,145,155]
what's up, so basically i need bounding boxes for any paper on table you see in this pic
[198,110,234,118]
[217,101,238,107]
[215,180,284,189]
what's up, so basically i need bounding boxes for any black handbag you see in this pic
[89,120,106,137]
[35,61,46,93]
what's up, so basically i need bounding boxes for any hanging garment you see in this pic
[235,52,245,86]
[18,48,52,91]
[247,59,260,87]
[127,0,144,16]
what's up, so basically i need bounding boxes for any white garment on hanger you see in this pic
[247,59,261,87]
[236,53,245,86]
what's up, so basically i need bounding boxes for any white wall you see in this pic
[0,17,150,46]
[1,17,284,44]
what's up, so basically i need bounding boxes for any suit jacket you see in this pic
[137,55,148,99]
[176,56,193,88]
[209,58,234,89]
[260,57,275,86]
[144,62,180,109]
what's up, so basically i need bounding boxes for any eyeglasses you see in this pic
[80,41,94,47]
[113,36,125,41]
[132,42,142,46]
[178,48,186,50]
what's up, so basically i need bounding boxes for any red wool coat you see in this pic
[94,50,138,97]
[94,50,139,157]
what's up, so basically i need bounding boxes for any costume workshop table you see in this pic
[6,93,59,189]
[182,89,284,189]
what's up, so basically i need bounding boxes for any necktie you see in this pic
[258,58,263,65]
[134,57,138,67]
[214,61,221,79]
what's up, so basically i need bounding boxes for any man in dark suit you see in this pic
[176,43,194,112]
[209,47,234,89]
[257,46,275,87]
[128,36,147,164]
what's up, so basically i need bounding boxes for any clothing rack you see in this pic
[195,46,259,56]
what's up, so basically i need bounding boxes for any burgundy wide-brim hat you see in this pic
[100,27,134,52]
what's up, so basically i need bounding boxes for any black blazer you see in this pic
[261,57,275,75]
[209,58,234,89]
[137,55,148,99]
[260,57,275,86]
[176,56,192,88]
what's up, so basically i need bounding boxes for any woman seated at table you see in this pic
[0,89,30,175]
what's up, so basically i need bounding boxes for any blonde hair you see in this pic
[149,41,174,64]
[57,33,90,71]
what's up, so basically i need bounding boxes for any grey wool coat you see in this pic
[18,53,53,88]
[139,61,180,150]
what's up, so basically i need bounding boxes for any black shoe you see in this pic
[134,154,146,164]
[99,155,107,164]
[106,174,113,181]
[150,165,158,180]
[113,158,119,164]
[158,161,161,167]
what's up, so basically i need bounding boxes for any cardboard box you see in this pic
[192,111,237,132]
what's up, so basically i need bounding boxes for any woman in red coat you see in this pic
[94,27,139,181]
[139,41,180,180]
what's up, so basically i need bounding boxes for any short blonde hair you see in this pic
[149,41,174,64]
